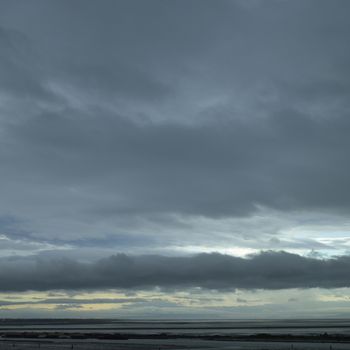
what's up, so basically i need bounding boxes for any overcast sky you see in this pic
[1,0,350,318]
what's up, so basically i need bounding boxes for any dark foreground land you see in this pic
[1,319,350,349]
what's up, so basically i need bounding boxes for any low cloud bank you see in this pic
[1,251,350,292]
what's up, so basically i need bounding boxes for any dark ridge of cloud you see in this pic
[1,251,350,292]
[0,297,145,306]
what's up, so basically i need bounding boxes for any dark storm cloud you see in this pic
[0,0,350,244]
[1,251,350,292]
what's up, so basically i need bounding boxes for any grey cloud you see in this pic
[59,62,172,102]
[4,107,350,219]
[1,251,350,292]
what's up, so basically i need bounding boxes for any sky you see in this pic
[1,0,350,318]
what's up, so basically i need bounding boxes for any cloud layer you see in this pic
[1,252,350,292]
[0,0,350,244]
